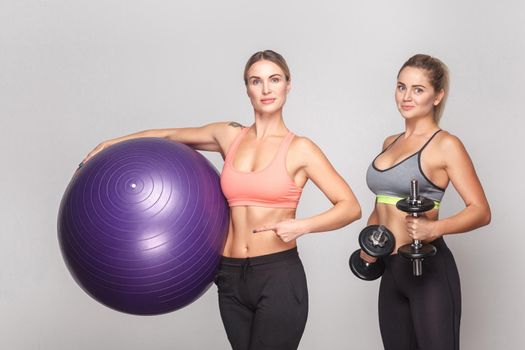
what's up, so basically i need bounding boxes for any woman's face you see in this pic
[245,60,291,115]
[395,66,444,121]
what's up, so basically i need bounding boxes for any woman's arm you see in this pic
[82,122,242,163]
[254,137,361,242]
[407,134,491,241]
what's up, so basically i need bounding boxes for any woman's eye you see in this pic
[414,88,423,94]
[271,77,281,83]
[397,85,406,92]
[251,79,261,85]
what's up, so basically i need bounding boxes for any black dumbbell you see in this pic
[396,179,437,276]
[349,225,395,281]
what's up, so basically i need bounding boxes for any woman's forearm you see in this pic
[105,128,176,145]
[299,199,361,234]
[435,203,491,236]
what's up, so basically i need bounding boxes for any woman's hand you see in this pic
[404,215,441,242]
[360,250,377,264]
[253,219,307,243]
[82,141,112,164]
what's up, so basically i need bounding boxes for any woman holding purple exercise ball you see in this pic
[83,50,361,349]
[361,54,491,349]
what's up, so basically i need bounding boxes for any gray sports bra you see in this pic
[366,130,446,207]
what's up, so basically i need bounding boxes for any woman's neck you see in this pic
[403,115,439,137]
[252,111,288,139]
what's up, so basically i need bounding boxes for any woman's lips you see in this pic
[261,98,276,104]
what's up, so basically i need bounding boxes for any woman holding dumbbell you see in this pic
[362,54,491,349]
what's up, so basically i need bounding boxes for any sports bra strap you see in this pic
[224,127,249,163]
[381,129,442,155]
[275,131,295,159]
[381,133,405,153]
[226,128,294,164]
[418,129,442,153]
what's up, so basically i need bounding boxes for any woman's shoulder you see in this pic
[426,130,470,165]
[289,134,320,154]
[288,135,331,168]
[209,121,247,155]
[220,121,247,131]
[381,132,404,150]
[226,121,246,129]
[433,130,465,151]
[213,121,247,138]
[199,121,245,132]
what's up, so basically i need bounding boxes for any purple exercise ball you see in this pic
[58,138,229,315]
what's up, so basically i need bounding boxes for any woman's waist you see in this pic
[221,247,299,266]
[375,194,441,209]
[222,228,297,258]
[375,202,439,223]
[219,247,301,273]
[374,207,441,249]
[229,206,296,229]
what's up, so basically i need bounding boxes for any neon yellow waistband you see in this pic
[376,195,440,209]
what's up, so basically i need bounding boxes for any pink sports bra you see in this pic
[220,127,303,208]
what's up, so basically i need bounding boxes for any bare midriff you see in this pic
[375,203,440,254]
[222,206,297,258]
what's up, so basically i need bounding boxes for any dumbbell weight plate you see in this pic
[349,249,385,281]
[398,243,437,260]
[396,197,435,213]
[359,225,395,258]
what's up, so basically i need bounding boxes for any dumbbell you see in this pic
[396,179,437,276]
[349,225,395,281]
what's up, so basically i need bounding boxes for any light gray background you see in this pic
[1,1,523,349]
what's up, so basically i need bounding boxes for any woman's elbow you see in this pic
[347,201,362,223]
[482,206,492,227]
[354,206,362,222]
[473,203,491,228]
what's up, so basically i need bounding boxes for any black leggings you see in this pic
[379,237,461,350]
[215,248,308,350]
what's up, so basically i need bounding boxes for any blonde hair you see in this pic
[398,54,449,124]
[243,50,291,85]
